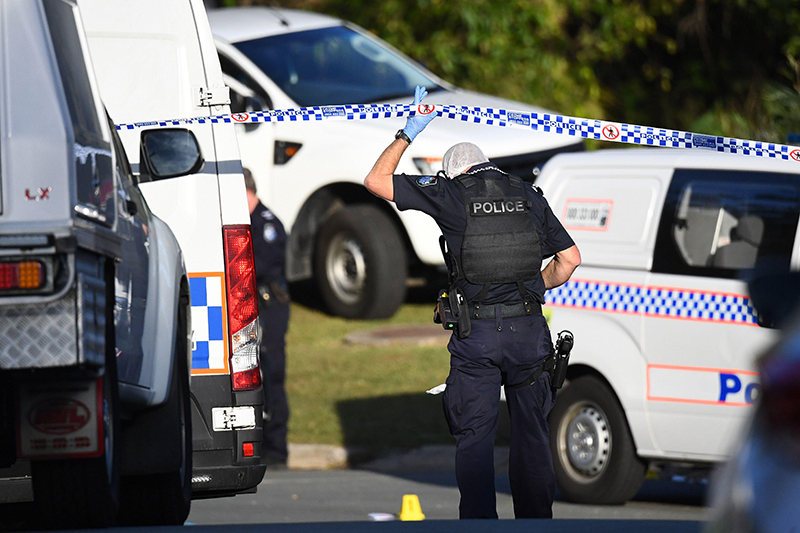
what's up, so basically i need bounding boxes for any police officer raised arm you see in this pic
[365,86,581,520]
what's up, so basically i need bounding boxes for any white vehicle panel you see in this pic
[139,177,224,273]
[642,271,775,458]
[543,167,671,270]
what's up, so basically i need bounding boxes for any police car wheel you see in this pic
[315,204,407,319]
[549,375,646,504]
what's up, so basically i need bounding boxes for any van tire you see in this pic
[548,375,646,504]
[314,204,407,319]
[119,298,192,525]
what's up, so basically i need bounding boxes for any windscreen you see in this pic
[234,25,440,106]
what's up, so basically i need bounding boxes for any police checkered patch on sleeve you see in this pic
[416,176,437,187]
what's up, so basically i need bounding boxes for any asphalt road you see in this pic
[186,469,708,531]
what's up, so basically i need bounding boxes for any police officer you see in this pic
[364,87,581,519]
[244,168,291,469]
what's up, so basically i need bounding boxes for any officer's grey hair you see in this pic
[442,142,489,179]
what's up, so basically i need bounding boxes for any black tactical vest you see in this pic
[455,168,542,286]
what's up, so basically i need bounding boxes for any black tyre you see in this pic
[31,356,121,528]
[314,204,407,319]
[119,298,192,525]
[548,375,646,504]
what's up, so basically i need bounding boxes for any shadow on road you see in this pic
[335,393,452,463]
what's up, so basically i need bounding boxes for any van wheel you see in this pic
[119,298,192,525]
[548,375,646,504]
[31,357,121,528]
[315,204,407,319]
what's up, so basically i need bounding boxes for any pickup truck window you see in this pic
[43,0,113,221]
[234,25,440,106]
[653,169,800,278]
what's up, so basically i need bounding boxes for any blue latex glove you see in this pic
[403,86,437,142]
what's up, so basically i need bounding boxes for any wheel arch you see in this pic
[285,181,417,282]
[561,363,646,458]
[548,306,653,454]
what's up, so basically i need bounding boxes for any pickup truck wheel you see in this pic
[31,356,121,528]
[548,375,646,504]
[119,299,192,525]
[315,204,407,319]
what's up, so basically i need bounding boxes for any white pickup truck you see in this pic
[208,7,585,318]
[0,0,194,528]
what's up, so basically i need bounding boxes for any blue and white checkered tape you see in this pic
[115,103,800,163]
[547,279,758,325]
[189,274,228,373]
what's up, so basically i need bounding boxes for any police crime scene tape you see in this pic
[116,102,800,163]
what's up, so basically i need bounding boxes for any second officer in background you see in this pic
[245,168,291,469]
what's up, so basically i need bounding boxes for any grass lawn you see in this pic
[284,300,456,458]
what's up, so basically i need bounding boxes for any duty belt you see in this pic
[471,300,542,319]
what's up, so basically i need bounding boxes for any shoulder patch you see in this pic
[263,224,277,243]
[416,175,438,188]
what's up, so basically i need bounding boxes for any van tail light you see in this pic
[223,225,261,391]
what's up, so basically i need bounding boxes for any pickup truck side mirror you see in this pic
[139,128,204,181]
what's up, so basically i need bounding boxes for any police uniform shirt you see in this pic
[250,202,287,287]
[393,163,574,305]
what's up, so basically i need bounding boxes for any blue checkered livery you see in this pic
[547,279,758,325]
[115,104,800,163]
[189,275,227,372]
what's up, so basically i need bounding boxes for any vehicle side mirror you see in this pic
[139,128,204,181]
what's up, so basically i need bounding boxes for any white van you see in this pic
[535,148,800,504]
[78,0,266,498]
[207,7,585,319]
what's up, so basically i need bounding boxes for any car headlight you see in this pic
[413,157,442,176]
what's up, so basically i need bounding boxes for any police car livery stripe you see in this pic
[547,279,758,326]
[116,103,800,162]
[189,273,230,375]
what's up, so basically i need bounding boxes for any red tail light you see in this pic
[223,225,261,391]
[0,261,45,291]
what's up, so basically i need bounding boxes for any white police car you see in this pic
[535,147,800,504]
[207,7,585,319]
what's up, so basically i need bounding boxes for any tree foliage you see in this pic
[229,0,800,143]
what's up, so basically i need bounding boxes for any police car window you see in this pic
[43,0,114,221]
[653,169,800,278]
[233,26,440,106]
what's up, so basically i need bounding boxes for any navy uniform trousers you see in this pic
[259,296,290,465]
[442,309,557,519]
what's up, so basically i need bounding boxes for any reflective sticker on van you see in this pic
[562,199,613,231]
[647,364,760,406]
[189,273,230,375]
[547,279,759,325]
